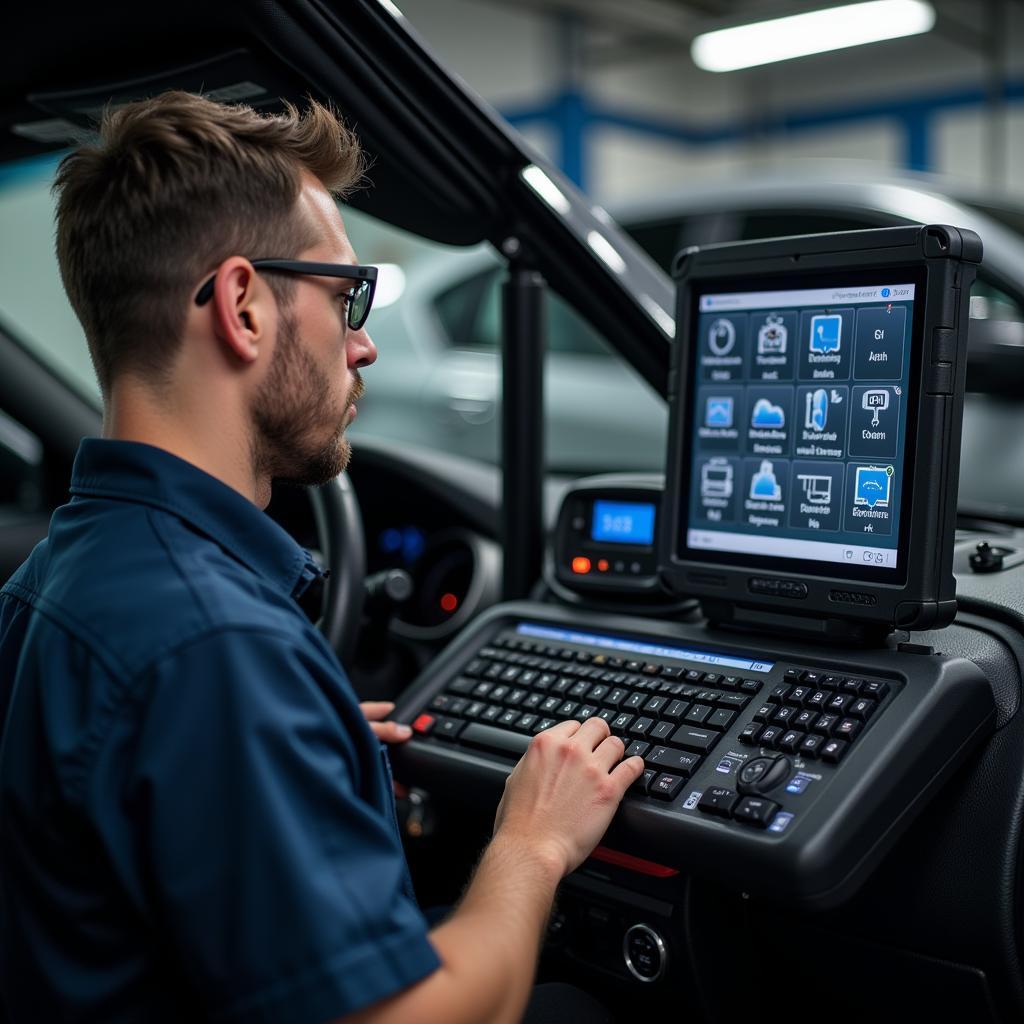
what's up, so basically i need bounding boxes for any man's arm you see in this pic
[342,717,644,1024]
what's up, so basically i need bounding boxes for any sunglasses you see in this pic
[195,259,378,331]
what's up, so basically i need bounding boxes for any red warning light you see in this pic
[440,592,459,613]
[597,559,610,572]
[571,556,592,574]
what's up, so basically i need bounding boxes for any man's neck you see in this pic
[103,380,271,508]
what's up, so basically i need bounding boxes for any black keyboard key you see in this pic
[834,718,862,741]
[826,693,853,715]
[521,692,543,711]
[685,704,713,725]
[685,670,703,682]
[628,717,654,737]
[644,695,668,715]
[587,684,609,702]
[535,673,557,691]
[451,676,477,694]
[597,708,616,723]
[642,663,661,676]
[632,768,657,795]
[733,796,779,829]
[849,698,876,721]
[516,713,538,731]
[461,722,529,755]
[472,681,494,698]
[646,746,701,776]
[771,684,791,702]
[663,699,690,721]
[497,709,520,728]
[625,660,642,672]
[519,670,539,686]
[435,717,466,741]
[552,677,574,694]
[793,709,818,730]
[465,700,487,719]
[500,666,522,682]
[611,713,635,733]
[670,726,720,753]
[800,670,822,686]
[715,694,749,710]
[489,685,509,702]
[754,702,775,722]
[821,738,849,763]
[449,697,470,715]
[605,687,629,708]
[739,722,762,745]
[540,696,561,714]
[480,704,503,722]
[533,717,558,734]
[862,680,890,700]
[799,733,824,758]
[813,713,840,736]
[484,663,504,680]
[569,681,590,699]
[740,679,763,695]
[649,720,675,742]
[757,725,783,749]
[839,676,863,694]
[722,675,741,690]
[702,672,721,685]
[558,701,580,719]
[505,688,528,707]
[784,668,802,683]
[624,692,647,710]
[806,689,829,710]
[625,740,651,760]
[778,729,805,753]
[661,666,684,679]
[698,787,739,817]
[772,705,797,727]
[707,709,736,732]
[463,659,486,677]
[576,652,593,664]
[578,704,599,720]
[650,773,685,800]
[430,694,453,711]
[787,685,812,705]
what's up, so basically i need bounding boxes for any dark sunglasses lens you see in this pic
[348,281,371,330]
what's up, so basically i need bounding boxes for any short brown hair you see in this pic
[53,90,364,397]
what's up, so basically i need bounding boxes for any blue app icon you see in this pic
[854,465,893,508]
[804,388,828,432]
[705,395,734,428]
[749,460,782,501]
[881,287,891,298]
[750,397,785,429]
[810,314,842,354]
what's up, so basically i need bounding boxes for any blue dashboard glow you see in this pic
[592,500,656,546]
[516,623,775,673]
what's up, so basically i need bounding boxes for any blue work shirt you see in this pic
[0,439,440,1023]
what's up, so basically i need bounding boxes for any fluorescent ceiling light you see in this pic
[692,0,935,72]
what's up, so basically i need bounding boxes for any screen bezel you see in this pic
[674,264,927,587]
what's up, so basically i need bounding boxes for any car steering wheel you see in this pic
[308,474,366,667]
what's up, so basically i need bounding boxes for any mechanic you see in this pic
[0,92,645,1023]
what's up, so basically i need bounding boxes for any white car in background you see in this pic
[350,169,1024,482]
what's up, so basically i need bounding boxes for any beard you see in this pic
[251,307,364,488]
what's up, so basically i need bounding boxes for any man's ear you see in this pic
[209,258,265,364]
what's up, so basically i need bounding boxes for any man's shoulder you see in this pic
[5,496,311,679]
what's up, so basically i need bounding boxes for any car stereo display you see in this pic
[685,280,916,576]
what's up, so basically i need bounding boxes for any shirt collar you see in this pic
[69,438,324,599]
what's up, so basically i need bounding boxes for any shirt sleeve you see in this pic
[89,626,440,1024]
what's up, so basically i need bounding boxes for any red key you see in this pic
[412,713,435,735]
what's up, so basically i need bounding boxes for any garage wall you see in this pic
[398,0,1024,205]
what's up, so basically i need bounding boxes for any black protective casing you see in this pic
[660,225,982,635]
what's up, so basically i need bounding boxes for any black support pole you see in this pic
[500,257,545,601]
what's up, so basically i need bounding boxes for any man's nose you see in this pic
[348,327,377,369]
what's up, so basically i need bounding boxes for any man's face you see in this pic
[251,177,377,487]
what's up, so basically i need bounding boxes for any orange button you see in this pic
[597,559,609,572]
[571,556,592,574]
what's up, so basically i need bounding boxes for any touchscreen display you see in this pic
[684,280,915,575]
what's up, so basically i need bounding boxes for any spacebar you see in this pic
[460,723,532,757]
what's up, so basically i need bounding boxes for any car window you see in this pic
[436,268,612,358]
[0,409,44,516]
[739,209,890,239]
[0,156,97,402]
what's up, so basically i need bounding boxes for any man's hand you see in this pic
[360,701,413,744]
[493,717,644,878]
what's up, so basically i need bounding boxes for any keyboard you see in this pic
[392,602,995,908]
